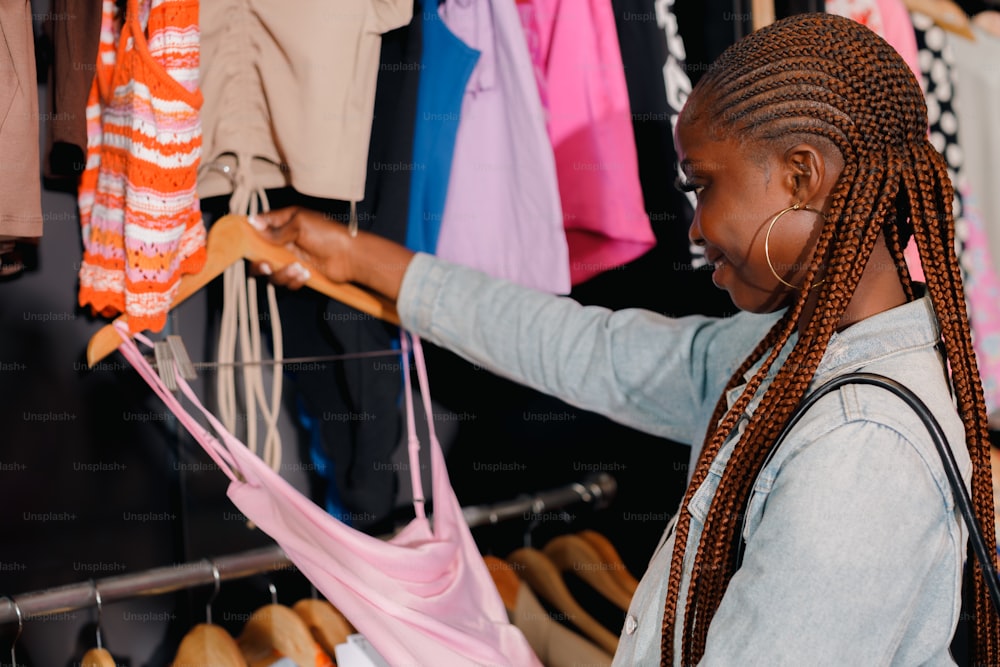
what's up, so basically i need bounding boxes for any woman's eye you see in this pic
[674,176,704,197]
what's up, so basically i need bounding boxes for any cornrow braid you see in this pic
[660,13,999,666]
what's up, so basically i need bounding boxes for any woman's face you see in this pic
[674,118,825,313]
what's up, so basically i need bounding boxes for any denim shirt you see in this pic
[398,253,970,666]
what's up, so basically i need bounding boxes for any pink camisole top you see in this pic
[114,323,543,667]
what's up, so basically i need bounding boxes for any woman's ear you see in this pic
[783,143,830,204]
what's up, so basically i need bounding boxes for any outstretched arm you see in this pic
[246,205,769,444]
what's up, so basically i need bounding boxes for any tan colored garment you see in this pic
[198,0,412,203]
[0,0,42,238]
[510,581,614,667]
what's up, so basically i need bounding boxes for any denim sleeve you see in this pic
[699,419,964,666]
[397,253,773,446]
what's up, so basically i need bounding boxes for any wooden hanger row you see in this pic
[86,214,400,368]
[171,581,352,667]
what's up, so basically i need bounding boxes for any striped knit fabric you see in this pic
[78,0,205,334]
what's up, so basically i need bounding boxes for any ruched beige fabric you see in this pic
[198,0,412,202]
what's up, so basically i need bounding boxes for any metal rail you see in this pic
[0,473,616,625]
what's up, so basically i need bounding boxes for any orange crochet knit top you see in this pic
[78,0,205,334]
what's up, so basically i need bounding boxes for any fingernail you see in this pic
[258,263,272,276]
[289,262,310,281]
[247,214,266,231]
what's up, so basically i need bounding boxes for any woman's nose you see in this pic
[688,217,706,247]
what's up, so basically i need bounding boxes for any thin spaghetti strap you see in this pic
[113,323,242,482]
[399,331,427,520]
[409,335,440,447]
[408,333,466,534]
[171,369,254,481]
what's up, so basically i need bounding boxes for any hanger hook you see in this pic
[206,561,221,625]
[92,581,104,650]
[4,596,23,667]
[267,580,278,606]
[524,498,546,549]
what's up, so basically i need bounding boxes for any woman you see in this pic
[250,13,998,665]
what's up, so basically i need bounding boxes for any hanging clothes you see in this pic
[77,0,206,335]
[559,0,735,319]
[41,0,102,192]
[673,0,824,87]
[197,0,412,204]
[950,26,1000,284]
[825,0,884,32]
[433,0,571,294]
[404,0,480,256]
[949,25,1000,414]
[0,0,43,239]
[199,0,416,477]
[260,8,425,530]
[115,325,544,667]
[516,0,654,285]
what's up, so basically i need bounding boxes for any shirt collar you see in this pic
[813,294,939,381]
[727,294,939,409]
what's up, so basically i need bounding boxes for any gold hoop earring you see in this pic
[764,202,826,290]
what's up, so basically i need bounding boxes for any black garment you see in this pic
[674,0,824,87]
[570,0,733,318]
[954,0,991,15]
[281,12,422,533]
[40,0,102,192]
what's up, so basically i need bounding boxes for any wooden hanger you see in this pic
[576,529,640,596]
[542,534,634,612]
[172,563,247,667]
[293,597,355,658]
[238,602,333,667]
[506,547,619,654]
[172,624,246,667]
[483,555,522,612]
[485,555,615,667]
[86,214,400,367]
[903,0,977,40]
[81,646,117,667]
[81,586,117,667]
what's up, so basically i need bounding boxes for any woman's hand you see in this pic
[247,206,416,301]
[247,206,354,289]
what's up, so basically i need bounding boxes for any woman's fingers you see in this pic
[269,261,312,291]
[248,259,311,291]
[248,207,303,245]
[246,206,346,288]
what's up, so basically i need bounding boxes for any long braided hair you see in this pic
[660,13,999,665]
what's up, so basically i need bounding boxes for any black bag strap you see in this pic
[732,372,1000,613]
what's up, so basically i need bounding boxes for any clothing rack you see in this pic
[0,472,616,626]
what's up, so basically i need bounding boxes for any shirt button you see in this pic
[625,614,638,635]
